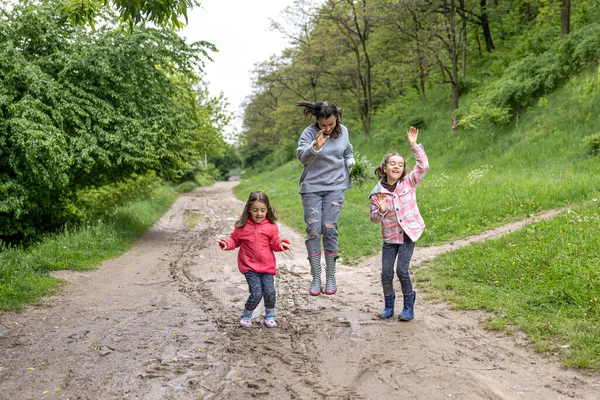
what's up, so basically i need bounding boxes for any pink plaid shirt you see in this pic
[369,144,429,244]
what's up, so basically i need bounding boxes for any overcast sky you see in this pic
[180,1,297,137]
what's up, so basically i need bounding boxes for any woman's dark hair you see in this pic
[235,191,278,227]
[374,152,408,183]
[296,101,343,139]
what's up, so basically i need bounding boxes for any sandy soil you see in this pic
[1,181,599,400]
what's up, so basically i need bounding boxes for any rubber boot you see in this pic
[398,292,416,321]
[308,255,322,295]
[324,255,337,295]
[378,291,395,319]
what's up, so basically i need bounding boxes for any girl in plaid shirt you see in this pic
[369,127,429,321]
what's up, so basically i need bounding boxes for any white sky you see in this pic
[180,1,297,138]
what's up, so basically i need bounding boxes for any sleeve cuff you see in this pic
[309,140,322,154]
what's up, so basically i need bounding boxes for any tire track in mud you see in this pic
[166,185,365,399]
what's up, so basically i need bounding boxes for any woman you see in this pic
[296,101,354,295]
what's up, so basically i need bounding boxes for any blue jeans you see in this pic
[381,234,415,296]
[244,271,276,311]
[301,190,345,256]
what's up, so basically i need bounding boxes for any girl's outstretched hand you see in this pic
[407,126,418,147]
[375,193,387,213]
[281,241,293,251]
[216,239,228,250]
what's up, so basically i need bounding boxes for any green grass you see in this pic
[416,199,600,371]
[0,184,181,311]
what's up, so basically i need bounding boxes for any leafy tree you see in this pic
[62,0,197,29]
[0,0,227,242]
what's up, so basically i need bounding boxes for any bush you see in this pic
[174,181,198,193]
[75,173,161,222]
[464,23,600,124]
[583,133,600,155]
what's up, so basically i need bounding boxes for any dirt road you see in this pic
[1,182,599,399]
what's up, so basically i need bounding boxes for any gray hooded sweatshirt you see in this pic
[296,124,355,194]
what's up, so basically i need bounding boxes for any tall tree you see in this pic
[320,0,378,137]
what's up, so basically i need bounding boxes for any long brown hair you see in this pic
[296,101,343,139]
[235,191,279,227]
[374,152,407,183]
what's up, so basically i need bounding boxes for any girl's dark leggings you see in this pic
[381,233,415,296]
[244,271,276,311]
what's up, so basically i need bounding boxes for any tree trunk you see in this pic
[461,0,467,77]
[480,0,495,52]
[561,0,571,38]
[450,0,459,131]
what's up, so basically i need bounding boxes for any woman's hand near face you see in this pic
[407,126,418,147]
[314,129,330,150]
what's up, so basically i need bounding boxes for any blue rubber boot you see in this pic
[378,291,395,319]
[398,292,416,321]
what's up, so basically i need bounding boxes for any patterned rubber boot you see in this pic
[398,292,416,321]
[324,255,338,295]
[264,308,277,328]
[308,255,322,295]
[240,309,253,328]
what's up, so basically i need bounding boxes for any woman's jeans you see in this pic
[301,190,345,256]
[244,271,276,311]
[381,234,415,296]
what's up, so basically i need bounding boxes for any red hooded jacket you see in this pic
[222,218,289,275]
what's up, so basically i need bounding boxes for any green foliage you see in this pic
[0,182,179,311]
[0,0,228,242]
[583,133,600,155]
[465,23,600,125]
[349,153,375,191]
[62,0,195,30]
[74,173,160,221]
[174,181,198,193]
[212,145,243,180]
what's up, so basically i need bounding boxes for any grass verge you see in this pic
[0,183,183,311]
[416,199,600,371]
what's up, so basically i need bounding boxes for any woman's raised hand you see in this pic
[314,129,330,150]
[407,126,418,147]
[375,193,387,213]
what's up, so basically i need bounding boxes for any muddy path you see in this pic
[1,181,599,399]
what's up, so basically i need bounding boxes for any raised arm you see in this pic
[297,126,329,165]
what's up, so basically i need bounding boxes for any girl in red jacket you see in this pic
[217,191,293,328]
